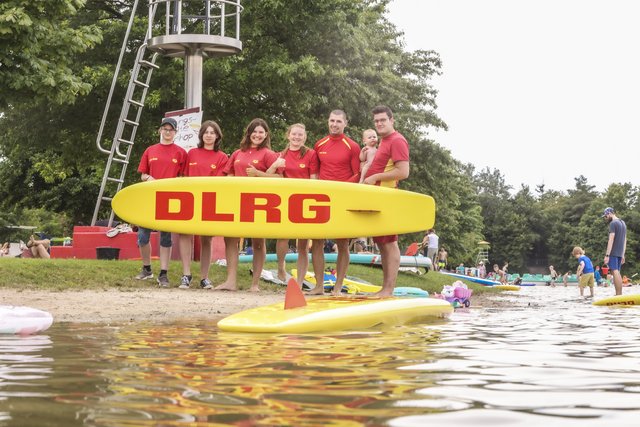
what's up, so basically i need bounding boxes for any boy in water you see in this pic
[359,129,378,183]
[573,246,595,297]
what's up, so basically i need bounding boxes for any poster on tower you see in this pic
[165,107,202,152]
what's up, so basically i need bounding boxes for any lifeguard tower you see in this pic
[46,1,244,260]
[92,0,244,226]
[476,240,490,266]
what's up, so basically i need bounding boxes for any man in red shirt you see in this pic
[308,110,360,295]
[135,117,188,287]
[363,105,410,296]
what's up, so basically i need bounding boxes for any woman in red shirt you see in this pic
[266,123,319,286]
[216,118,280,292]
[178,120,228,290]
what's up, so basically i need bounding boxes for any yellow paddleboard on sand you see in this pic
[494,284,521,291]
[111,177,435,238]
[592,293,640,306]
[217,297,453,333]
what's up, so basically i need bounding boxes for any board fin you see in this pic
[284,278,307,309]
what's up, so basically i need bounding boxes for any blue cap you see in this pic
[602,207,615,217]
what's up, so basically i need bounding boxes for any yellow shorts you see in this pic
[579,273,594,288]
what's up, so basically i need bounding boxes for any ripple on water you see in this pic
[1,286,640,426]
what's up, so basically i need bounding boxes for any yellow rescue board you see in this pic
[111,177,435,238]
[217,297,453,333]
[592,293,640,306]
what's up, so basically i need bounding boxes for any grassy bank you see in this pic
[0,258,498,296]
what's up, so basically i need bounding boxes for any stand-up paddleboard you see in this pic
[0,306,53,335]
[493,284,521,291]
[217,297,452,333]
[238,252,432,270]
[439,271,500,286]
[291,269,428,297]
[112,177,435,238]
[592,294,640,306]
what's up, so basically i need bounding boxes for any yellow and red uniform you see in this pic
[137,143,187,179]
[277,148,319,179]
[364,131,409,188]
[314,134,360,182]
[224,148,279,177]
[184,148,228,177]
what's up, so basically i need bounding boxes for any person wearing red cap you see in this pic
[135,117,187,287]
[602,207,627,295]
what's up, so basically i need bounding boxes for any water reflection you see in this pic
[0,286,639,426]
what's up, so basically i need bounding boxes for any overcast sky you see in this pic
[387,0,640,193]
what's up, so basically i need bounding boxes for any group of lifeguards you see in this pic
[134,105,410,297]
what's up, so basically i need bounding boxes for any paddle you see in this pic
[284,278,307,309]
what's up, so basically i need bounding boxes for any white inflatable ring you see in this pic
[0,306,53,335]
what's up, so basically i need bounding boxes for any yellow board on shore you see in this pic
[494,284,521,291]
[592,293,640,306]
[111,177,435,238]
[217,297,453,333]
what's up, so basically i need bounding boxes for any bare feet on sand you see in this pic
[215,282,237,291]
[306,286,324,295]
[249,286,261,293]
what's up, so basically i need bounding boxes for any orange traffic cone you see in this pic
[284,278,307,309]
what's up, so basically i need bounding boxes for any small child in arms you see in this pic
[359,129,378,183]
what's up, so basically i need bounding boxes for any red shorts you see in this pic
[373,235,398,245]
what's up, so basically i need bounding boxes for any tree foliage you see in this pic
[0,0,102,107]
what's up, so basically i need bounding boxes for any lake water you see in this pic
[1,286,639,426]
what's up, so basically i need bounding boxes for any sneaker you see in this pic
[200,279,213,289]
[157,274,169,288]
[179,275,192,289]
[135,268,154,280]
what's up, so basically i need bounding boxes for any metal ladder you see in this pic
[91,0,159,226]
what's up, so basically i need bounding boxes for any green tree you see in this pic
[0,0,102,107]
[0,0,449,227]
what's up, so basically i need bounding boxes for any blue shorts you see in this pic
[137,227,172,248]
[608,256,622,271]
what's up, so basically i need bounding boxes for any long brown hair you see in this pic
[281,123,308,158]
[239,118,271,151]
[197,120,223,151]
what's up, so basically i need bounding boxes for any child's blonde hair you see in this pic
[362,129,377,143]
[572,246,584,256]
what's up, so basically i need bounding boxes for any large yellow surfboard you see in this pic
[217,297,453,333]
[111,177,435,238]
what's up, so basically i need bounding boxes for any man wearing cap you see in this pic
[602,207,627,295]
[135,117,188,287]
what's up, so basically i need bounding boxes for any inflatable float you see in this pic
[217,297,452,333]
[0,306,53,335]
[493,284,521,291]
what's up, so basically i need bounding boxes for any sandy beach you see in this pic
[0,288,499,324]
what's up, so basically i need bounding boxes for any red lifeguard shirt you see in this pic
[313,134,360,182]
[224,147,279,177]
[278,148,319,179]
[184,148,228,177]
[364,131,409,188]
[137,143,187,179]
